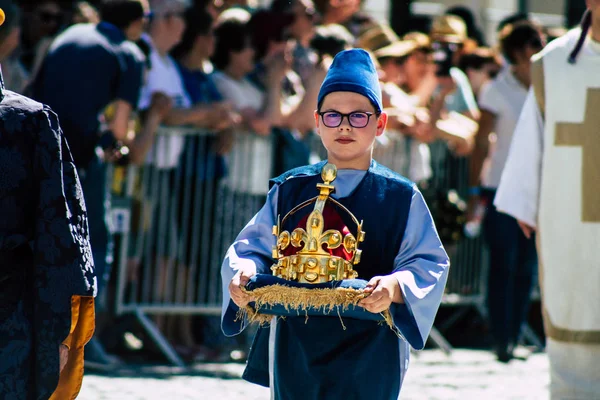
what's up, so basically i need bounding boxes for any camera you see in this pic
[432,42,459,77]
[97,130,130,166]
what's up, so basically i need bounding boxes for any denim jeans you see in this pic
[482,189,538,350]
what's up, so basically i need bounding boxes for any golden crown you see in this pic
[271,164,365,284]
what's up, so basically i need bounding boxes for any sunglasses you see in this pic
[318,110,377,128]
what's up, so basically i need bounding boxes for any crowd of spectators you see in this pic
[0,0,567,366]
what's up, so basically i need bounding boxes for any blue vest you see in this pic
[243,161,415,399]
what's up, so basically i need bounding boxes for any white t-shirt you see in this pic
[212,71,273,195]
[478,68,529,188]
[139,34,191,169]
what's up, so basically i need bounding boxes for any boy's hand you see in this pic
[359,275,403,314]
[229,268,256,308]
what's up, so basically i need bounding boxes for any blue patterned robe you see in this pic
[0,74,96,399]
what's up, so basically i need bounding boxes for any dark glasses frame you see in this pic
[318,110,378,128]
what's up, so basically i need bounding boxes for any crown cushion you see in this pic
[242,274,391,324]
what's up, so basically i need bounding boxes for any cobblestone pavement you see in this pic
[79,349,549,400]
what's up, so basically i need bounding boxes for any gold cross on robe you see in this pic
[555,88,600,222]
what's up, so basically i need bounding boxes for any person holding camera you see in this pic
[428,15,479,153]
[356,23,433,183]
[412,15,480,251]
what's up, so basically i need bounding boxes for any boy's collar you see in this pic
[327,159,376,173]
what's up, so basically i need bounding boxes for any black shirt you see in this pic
[33,22,144,168]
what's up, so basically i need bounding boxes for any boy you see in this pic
[221,49,449,399]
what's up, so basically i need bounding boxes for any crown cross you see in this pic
[271,164,365,284]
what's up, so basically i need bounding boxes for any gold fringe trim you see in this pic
[236,284,399,336]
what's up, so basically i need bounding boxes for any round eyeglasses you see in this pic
[318,111,376,128]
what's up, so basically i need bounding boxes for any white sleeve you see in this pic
[478,81,500,115]
[494,88,545,227]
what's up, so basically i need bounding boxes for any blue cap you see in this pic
[317,48,383,113]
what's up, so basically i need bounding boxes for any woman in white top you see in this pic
[211,11,287,195]
[210,11,288,261]
[469,21,545,363]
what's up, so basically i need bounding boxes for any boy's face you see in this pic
[315,91,387,170]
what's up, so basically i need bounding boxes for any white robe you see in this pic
[495,29,600,341]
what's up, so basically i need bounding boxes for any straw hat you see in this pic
[403,31,432,52]
[430,15,467,43]
[356,24,417,59]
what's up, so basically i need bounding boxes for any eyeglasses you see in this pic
[318,110,376,128]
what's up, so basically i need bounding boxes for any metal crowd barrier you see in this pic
[109,126,274,365]
[108,126,541,366]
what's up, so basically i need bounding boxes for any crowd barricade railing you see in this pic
[109,126,276,365]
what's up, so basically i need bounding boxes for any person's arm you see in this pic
[162,103,212,126]
[113,50,144,139]
[411,65,439,107]
[426,78,453,140]
[359,186,450,350]
[449,67,480,121]
[259,55,287,131]
[494,88,545,237]
[469,109,496,189]
[212,73,272,136]
[382,83,422,136]
[280,63,328,134]
[108,100,134,141]
[468,81,498,188]
[221,186,278,336]
[128,93,173,165]
[467,109,495,217]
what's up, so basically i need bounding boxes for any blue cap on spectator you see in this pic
[317,48,383,113]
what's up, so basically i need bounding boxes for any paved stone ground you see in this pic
[79,349,549,399]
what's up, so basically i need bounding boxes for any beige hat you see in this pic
[430,15,467,43]
[403,31,432,51]
[356,24,417,59]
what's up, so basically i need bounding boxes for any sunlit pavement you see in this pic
[79,349,549,399]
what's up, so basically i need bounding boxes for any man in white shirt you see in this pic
[468,21,545,363]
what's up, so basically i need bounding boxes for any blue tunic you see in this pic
[221,161,449,399]
[0,75,96,399]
